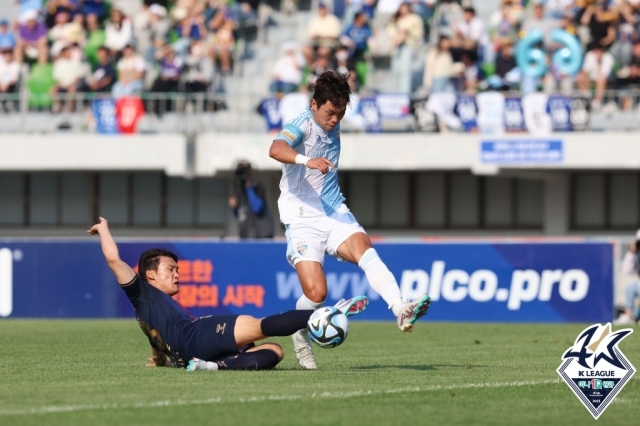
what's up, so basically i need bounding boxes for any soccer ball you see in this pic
[307,307,349,348]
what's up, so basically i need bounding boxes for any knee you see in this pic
[262,343,284,360]
[305,286,327,304]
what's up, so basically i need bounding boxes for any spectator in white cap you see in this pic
[15,9,48,64]
[270,41,305,94]
[616,229,640,325]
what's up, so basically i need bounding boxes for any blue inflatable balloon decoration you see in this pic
[515,29,547,78]
[550,29,583,75]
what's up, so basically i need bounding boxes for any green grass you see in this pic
[0,320,638,425]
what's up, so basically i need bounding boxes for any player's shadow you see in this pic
[350,364,489,371]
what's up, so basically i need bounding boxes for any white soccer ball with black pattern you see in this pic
[307,307,349,348]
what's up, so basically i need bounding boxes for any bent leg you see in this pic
[338,232,404,316]
[233,310,313,348]
[191,343,283,371]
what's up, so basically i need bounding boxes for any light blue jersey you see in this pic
[275,107,345,224]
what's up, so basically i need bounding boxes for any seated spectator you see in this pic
[0,19,16,51]
[341,12,372,61]
[545,0,574,20]
[79,46,115,93]
[15,10,48,64]
[580,1,616,50]
[423,35,454,93]
[134,4,170,64]
[211,18,235,74]
[490,38,518,91]
[522,3,560,48]
[174,7,208,57]
[270,41,304,94]
[304,3,342,64]
[51,44,86,112]
[580,43,614,109]
[184,40,214,93]
[152,45,183,115]
[49,11,85,59]
[610,0,637,67]
[105,8,134,56]
[112,44,146,99]
[387,2,424,94]
[627,40,640,85]
[0,48,20,97]
[452,7,487,63]
[490,2,521,54]
[453,51,482,93]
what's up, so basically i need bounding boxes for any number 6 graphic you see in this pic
[516,29,583,78]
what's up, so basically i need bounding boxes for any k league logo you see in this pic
[557,323,635,419]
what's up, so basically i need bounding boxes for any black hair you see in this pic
[138,248,178,282]
[464,7,476,15]
[311,70,351,111]
[97,46,110,54]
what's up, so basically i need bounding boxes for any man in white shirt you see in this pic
[580,44,614,108]
[271,41,305,94]
[0,48,20,112]
[452,7,488,61]
[616,229,640,325]
[51,45,86,112]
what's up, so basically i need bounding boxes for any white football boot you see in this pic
[396,295,431,332]
[292,329,317,369]
[334,295,369,317]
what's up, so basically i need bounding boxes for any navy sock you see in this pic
[216,349,280,371]
[260,309,313,337]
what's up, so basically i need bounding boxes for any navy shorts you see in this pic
[184,315,242,362]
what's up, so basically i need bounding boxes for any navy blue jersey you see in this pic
[503,96,525,132]
[121,275,194,368]
[259,98,282,131]
[455,94,478,132]
[547,95,572,131]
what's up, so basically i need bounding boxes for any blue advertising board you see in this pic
[481,140,564,164]
[0,240,613,323]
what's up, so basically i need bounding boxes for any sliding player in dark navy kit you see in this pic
[88,217,367,371]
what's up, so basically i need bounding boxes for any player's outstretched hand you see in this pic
[87,217,109,235]
[307,158,336,174]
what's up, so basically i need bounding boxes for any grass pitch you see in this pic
[0,320,638,426]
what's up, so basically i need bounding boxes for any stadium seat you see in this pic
[26,63,56,109]
[84,30,106,68]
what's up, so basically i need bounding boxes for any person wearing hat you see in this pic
[0,19,16,51]
[616,230,640,324]
[270,41,304,94]
[15,10,48,64]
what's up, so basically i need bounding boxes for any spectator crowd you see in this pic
[0,0,264,112]
[267,0,640,114]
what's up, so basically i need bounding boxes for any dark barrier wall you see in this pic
[0,240,613,322]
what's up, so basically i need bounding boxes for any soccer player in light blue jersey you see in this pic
[269,71,431,369]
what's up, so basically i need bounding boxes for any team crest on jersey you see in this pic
[557,323,635,419]
[296,241,308,256]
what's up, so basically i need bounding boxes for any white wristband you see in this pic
[295,154,311,166]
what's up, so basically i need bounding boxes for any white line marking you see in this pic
[0,378,563,416]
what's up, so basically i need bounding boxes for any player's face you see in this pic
[149,256,180,296]
[311,99,346,132]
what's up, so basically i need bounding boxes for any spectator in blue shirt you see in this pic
[341,12,372,61]
[0,19,16,50]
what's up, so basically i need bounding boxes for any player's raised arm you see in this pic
[87,217,136,285]
[269,138,335,174]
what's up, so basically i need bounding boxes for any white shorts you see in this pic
[285,204,365,267]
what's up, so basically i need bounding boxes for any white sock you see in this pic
[358,248,404,317]
[295,294,323,339]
